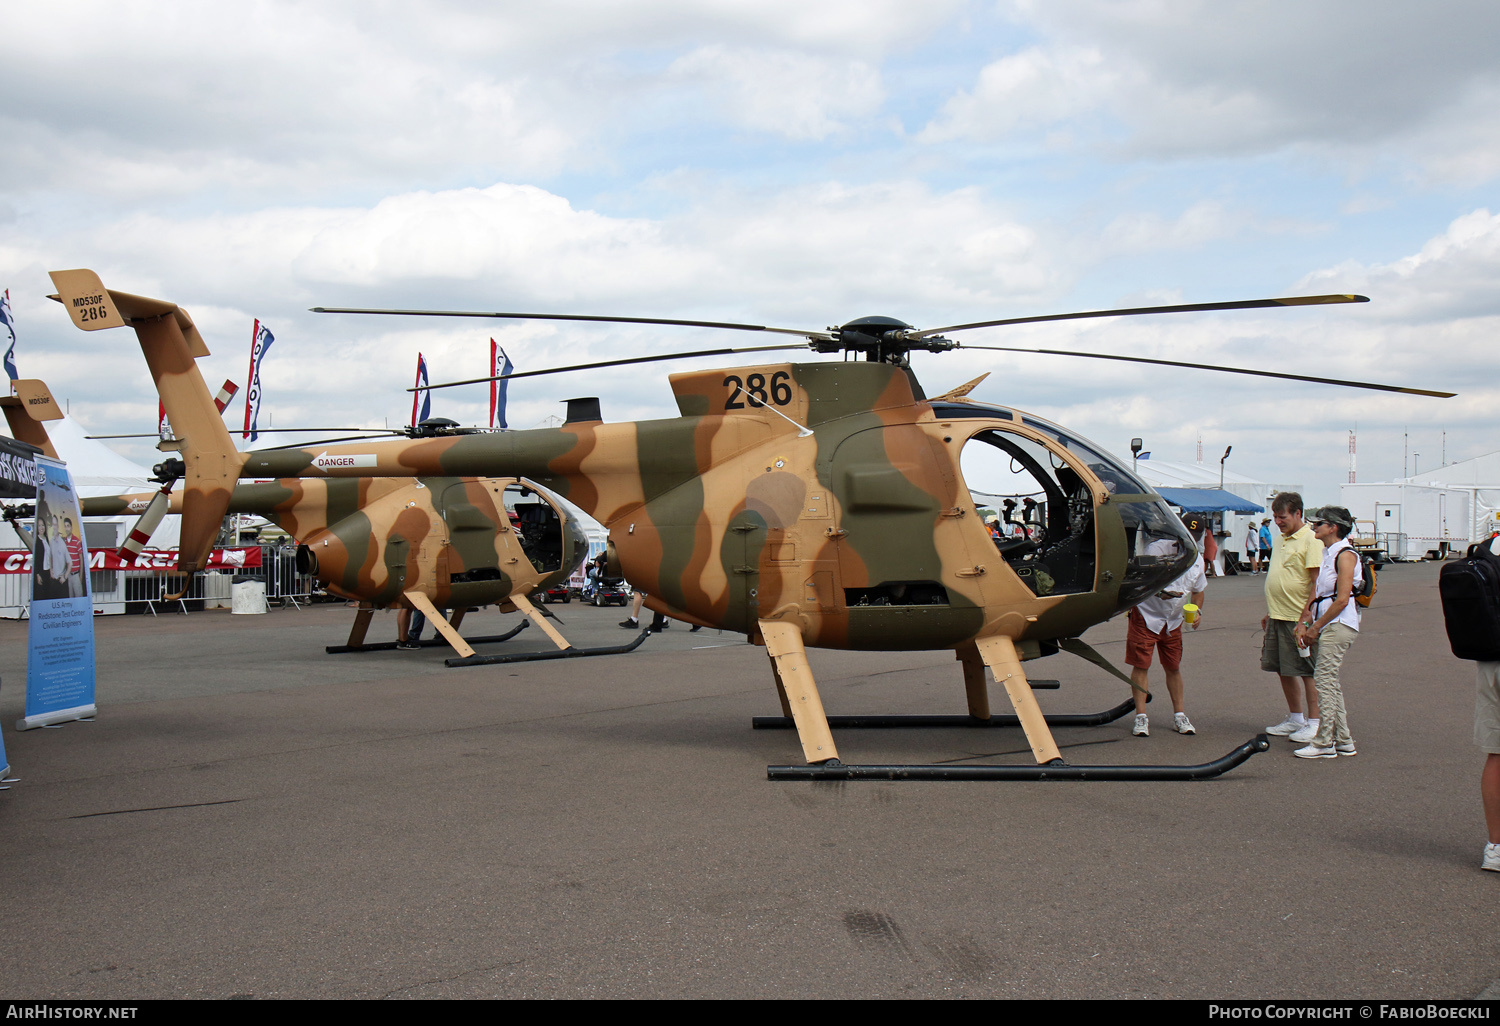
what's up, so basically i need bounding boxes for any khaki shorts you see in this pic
[1261,619,1315,677]
[1477,662,1500,754]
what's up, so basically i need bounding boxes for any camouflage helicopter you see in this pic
[48,268,1453,779]
[34,271,612,662]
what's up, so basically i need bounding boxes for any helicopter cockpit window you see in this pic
[508,487,565,574]
[960,430,1097,597]
[1114,500,1197,612]
[1020,416,1153,495]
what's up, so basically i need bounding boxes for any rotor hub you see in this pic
[810,316,955,363]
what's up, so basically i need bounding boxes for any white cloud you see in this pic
[0,1,963,206]
[919,46,1114,144]
[1298,209,1500,322]
[925,1,1500,178]
[1095,201,1242,255]
[0,177,1060,464]
[667,47,884,141]
[939,208,1500,488]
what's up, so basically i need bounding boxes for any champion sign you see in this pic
[0,547,263,573]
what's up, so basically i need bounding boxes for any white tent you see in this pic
[0,416,177,616]
[1396,450,1500,542]
[0,415,175,551]
[1118,454,1303,560]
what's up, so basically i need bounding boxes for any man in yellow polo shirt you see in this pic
[1262,492,1325,743]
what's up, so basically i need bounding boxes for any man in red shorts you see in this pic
[1126,526,1208,737]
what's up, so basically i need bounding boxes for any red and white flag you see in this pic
[214,379,239,414]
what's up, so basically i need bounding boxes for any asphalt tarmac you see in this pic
[0,563,1495,1000]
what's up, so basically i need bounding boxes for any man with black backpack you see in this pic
[1439,533,1500,872]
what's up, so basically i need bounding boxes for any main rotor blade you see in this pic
[414,343,811,392]
[908,294,1370,340]
[313,306,837,342]
[957,344,1455,398]
[252,433,408,451]
[87,427,393,439]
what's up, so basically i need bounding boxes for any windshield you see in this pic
[1020,415,1153,495]
[1114,500,1197,611]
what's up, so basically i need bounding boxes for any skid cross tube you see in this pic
[769,735,1271,781]
[326,620,530,654]
[752,694,1144,731]
[445,629,650,667]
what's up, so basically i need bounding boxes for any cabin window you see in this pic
[959,429,1097,596]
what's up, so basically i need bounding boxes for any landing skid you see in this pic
[751,691,1136,732]
[326,620,530,654]
[768,734,1270,780]
[445,629,650,667]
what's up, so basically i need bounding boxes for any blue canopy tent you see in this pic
[1155,488,1264,514]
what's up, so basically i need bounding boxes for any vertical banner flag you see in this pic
[243,319,274,442]
[22,455,96,731]
[412,352,430,426]
[489,339,514,429]
[1,288,17,387]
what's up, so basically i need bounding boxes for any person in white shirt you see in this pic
[1292,505,1363,759]
[1125,529,1208,737]
[1245,521,1262,575]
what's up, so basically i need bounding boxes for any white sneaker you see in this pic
[1265,717,1303,736]
[1294,744,1337,759]
[1289,723,1321,744]
[1336,741,1357,756]
[1132,714,1149,737]
[1483,844,1500,872]
[1174,712,1196,735]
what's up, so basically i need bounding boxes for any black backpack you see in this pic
[1439,539,1500,661]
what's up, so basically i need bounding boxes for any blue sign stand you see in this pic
[19,456,96,730]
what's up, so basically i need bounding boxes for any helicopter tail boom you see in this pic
[48,269,247,571]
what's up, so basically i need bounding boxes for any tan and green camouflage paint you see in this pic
[83,476,588,610]
[48,269,246,573]
[236,361,1144,653]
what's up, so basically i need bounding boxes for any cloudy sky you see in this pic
[2,0,1496,502]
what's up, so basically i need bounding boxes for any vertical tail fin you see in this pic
[0,379,63,459]
[48,269,247,572]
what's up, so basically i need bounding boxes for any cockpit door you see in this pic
[957,426,1101,601]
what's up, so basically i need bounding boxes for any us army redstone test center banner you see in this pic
[21,455,96,730]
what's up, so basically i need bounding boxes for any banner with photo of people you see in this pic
[21,455,96,730]
[0,432,35,775]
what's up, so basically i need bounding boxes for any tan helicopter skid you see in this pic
[759,619,839,764]
[403,590,477,659]
[508,591,572,651]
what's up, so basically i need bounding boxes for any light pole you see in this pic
[1219,445,1232,490]
[1131,437,1143,473]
